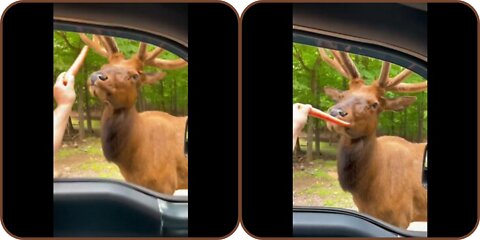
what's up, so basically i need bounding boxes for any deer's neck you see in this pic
[100,104,139,165]
[337,133,377,193]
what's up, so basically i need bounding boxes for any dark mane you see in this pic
[101,108,134,163]
[337,136,374,192]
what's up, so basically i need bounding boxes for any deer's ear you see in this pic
[324,87,344,102]
[383,96,417,111]
[142,72,167,85]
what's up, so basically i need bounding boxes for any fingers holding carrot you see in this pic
[54,72,76,107]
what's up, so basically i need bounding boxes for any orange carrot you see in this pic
[64,45,89,85]
[309,107,351,127]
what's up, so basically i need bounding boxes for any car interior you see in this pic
[53,4,189,237]
[292,3,427,237]
[52,3,427,238]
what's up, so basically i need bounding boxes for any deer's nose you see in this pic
[90,72,108,85]
[329,108,348,117]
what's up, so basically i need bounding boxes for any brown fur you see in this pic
[337,134,427,228]
[325,67,427,229]
[100,104,188,194]
[82,35,188,195]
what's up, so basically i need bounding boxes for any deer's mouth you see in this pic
[93,81,114,93]
[309,107,351,127]
[327,121,354,137]
[89,81,114,102]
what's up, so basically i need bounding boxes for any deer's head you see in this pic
[79,34,187,109]
[319,48,427,139]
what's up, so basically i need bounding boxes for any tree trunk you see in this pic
[417,93,424,142]
[295,138,302,153]
[85,81,93,133]
[306,119,314,162]
[66,116,76,136]
[159,81,165,111]
[314,119,321,157]
[77,85,85,140]
[311,58,321,157]
[293,50,322,161]
[329,130,335,146]
[294,138,302,160]
[173,78,178,115]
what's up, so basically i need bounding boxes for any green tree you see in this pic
[293,43,428,161]
[54,31,188,140]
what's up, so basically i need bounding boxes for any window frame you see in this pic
[53,22,189,201]
[53,20,189,237]
[292,30,427,237]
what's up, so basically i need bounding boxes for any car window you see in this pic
[54,30,188,196]
[293,42,427,231]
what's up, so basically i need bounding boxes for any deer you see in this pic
[79,34,188,195]
[318,48,427,229]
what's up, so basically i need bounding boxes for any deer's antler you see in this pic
[386,81,427,93]
[145,47,164,62]
[376,63,427,93]
[101,36,119,55]
[387,69,427,92]
[141,44,188,70]
[318,48,361,80]
[131,41,188,69]
[138,43,187,82]
[79,33,188,77]
[79,34,121,60]
[377,62,391,88]
[318,48,350,79]
[318,47,427,93]
[79,34,108,58]
[337,51,361,80]
[146,57,188,70]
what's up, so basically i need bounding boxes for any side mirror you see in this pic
[184,118,188,158]
[422,145,427,189]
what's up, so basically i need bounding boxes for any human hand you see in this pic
[293,103,312,133]
[54,72,76,107]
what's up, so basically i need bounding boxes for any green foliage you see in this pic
[54,31,188,115]
[293,43,427,142]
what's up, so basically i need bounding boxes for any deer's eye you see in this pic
[371,102,379,109]
[131,74,140,81]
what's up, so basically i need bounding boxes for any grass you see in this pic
[55,137,123,180]
[70,117,102,130]
[57,135,354,208]
[55,137,103,160]
[298,139,337,157]
[76,159,123,179]
[293,140,356,210]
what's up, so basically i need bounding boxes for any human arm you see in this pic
[54,72,76,153]
[293,103,311,151]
